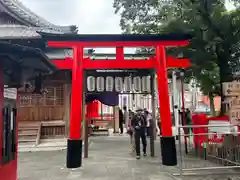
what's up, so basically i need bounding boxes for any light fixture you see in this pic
[87,76,95,92]
[106,76,114,91]
[133,76,141,92]
[96,77,105,92]
[115,77,123,92]
[142,76,151,92]
[124,76,132,92]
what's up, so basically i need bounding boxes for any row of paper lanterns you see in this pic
[86,76,151,92]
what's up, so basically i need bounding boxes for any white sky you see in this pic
[19,0,124,53]
[19,0,121,34]
[19,0,235,32]
[19,0,235,53]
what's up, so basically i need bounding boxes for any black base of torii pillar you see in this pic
[66,139,83,168]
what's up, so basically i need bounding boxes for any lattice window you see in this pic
[19,95,32,106]
[19,83,64,106]
[55,86,64,105]
[45,87,55,105]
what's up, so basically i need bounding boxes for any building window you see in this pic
[2,105,16,165]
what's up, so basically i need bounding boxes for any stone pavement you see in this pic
[18,138,67,152]
[18,135,240,180]
[18,135,177,180]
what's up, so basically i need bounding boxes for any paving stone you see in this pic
[18,136,240,180]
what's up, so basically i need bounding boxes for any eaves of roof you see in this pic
[0,25,64,39]
[0,41,57,72]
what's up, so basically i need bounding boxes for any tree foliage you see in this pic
[113,0,240,114]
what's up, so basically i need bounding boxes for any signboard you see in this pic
[222,81,240,96]
[4,88,17,100]
[222,81,240,126]
[208,120,231,143]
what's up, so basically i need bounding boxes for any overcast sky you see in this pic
[19,0,235,33]
[19,0,234,53]
[19,0,121,34]
[19,0,123,53]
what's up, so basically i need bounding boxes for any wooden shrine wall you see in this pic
[18,83,64,121]
[18,71,70,122]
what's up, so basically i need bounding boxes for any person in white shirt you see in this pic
[127,109,135,153]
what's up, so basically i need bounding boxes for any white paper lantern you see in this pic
[115,77,123,92]
[133,76,141,92]
[87,76,95,92]
[96,77,105,92]
[106,76,114,91]
[142,76,151,92]
[124,76,132,92]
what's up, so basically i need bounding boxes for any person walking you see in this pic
[131,108,147,159]
[127,110,135,153]
[119,107,124,134]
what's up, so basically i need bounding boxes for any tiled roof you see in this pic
[0,0,77,33]
[0,25,64,39]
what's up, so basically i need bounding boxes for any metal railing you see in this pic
[174,124,240,179]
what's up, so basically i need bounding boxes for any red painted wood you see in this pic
[155,46,173,136]
[69,47,84,139]
[0,161,17,180]
[51,57,190,69]
[116,47,124,61]
[83,59,156,69]
[0,64,17,180]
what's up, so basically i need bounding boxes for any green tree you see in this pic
[113,0,240,114]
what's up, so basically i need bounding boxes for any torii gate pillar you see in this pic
[156,46,176,165]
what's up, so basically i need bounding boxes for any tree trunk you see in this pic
[209,92,216,116]
[216,43,232,116]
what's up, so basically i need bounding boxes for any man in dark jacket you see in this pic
[119,108,124,134]
[131,108,147,159]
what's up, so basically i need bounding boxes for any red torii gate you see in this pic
[42,33,191,168]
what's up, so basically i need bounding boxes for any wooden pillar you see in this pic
[63,82,71,137]
[67,46,84,168]
[114,106,119,133]
[83,85,89,158]
[155,46,177,166]
[150,73,156,157]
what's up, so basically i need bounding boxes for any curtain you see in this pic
[85,92,119,106]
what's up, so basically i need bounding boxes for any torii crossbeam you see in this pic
[41,32,191,168]
[52,56,190,69]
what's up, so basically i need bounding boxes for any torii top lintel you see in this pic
[39,32,191,47]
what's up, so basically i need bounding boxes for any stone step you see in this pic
[18,126,39,130]
[18,139,36,143]
[18,129,38,136]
